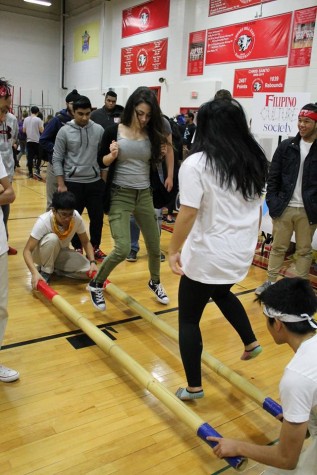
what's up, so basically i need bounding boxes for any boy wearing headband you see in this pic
[256,103,317,295]
[209,277,317,473]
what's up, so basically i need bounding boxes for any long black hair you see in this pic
[190,99,269,200]
[121,86,165,164]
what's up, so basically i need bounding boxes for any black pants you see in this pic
[66,179,105,250]
[27,142,40,174]
[178,274,257,387]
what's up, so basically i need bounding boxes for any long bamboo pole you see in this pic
[104,280,282,419]
[37,281,247,472]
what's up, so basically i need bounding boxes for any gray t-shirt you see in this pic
[113,128,151,189]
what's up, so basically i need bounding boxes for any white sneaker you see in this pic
[0,364,20,382]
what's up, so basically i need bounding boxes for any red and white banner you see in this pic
[289,6,317,68]
[233,65,287,98]
[187,30,206,76]
[121,38,168,75]
[122,0,170,38]
[209,0,274,16]
[206,13,292,65]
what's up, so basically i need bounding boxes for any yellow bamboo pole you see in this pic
[105,280,282,419]
[37,281,247,472]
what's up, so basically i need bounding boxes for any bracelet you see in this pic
[90,260,97,264]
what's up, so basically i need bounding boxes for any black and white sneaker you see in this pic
[148,280,169,305]
[87,279,106,311]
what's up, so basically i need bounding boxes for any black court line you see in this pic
[2,288,257,351]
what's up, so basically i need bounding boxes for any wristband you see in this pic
[90,260,97,264]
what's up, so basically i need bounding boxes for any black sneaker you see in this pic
[87,279,106,311]
[126,250,137,262]
[160,252,165,262]
[148,280,169,305]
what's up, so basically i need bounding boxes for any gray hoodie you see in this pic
[52,119,104,183]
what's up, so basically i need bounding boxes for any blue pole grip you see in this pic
[263,397,283,418]
[197,422,247,471]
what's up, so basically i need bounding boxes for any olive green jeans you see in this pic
[96,186,161,284]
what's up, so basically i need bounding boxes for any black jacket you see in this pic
[91,105,124,130]
[266,133,317,224]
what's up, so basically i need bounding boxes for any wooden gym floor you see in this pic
[0,160,292,474]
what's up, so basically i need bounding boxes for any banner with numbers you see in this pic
[233,65,287,98]
[289,6,317,67]
[121,38,168,75]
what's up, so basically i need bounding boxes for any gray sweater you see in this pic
[52,119,104,183]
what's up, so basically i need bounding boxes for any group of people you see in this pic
[1,74,317,473]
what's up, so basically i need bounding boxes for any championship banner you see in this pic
[233,65,287,98]
[289,6,317,68]
[122,0,170,38]
[121,38,168,75]
[206,13,292,65]
[251,92,311,136]
[209,0,274,16]
[187,30,206,76]
[73,22,100,62]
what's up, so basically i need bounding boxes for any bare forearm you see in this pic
[23,247,39,276]
[231,440,299,470]
[103,152,117,167]
[0,182,15,205]
[168,205,197,254]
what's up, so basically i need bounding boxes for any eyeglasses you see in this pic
[56,210,74,218]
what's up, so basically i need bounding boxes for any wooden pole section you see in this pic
[105,280,282,419]
[37,281,247,472]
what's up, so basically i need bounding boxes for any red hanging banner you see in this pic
[209,0,275,16]
[187,30,206,76]
[206,13,292,65]
[288,6,317,68]
[121,38,168,75]
[233,65,287,98]
[122,0,170,38]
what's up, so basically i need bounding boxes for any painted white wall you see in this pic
[2,0,317,156]
[0,11,61,114]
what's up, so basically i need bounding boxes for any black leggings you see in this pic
[178,274,257,387]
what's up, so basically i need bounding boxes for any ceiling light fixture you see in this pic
[23,0,52,6]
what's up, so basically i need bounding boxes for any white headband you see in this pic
[264,305,317,329]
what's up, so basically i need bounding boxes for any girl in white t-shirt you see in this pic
[169,98,269,400]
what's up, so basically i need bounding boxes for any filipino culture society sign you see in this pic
[251,92,311,136]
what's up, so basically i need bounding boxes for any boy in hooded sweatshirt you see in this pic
[52,96,106,261]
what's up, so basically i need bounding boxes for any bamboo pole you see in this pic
[37,281,247,472]
[104,280,282,419]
